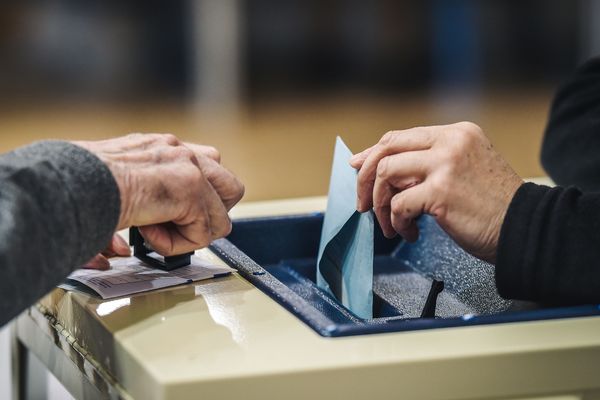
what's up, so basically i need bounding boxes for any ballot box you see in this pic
[212,213,600,337]
[15,197,600,400]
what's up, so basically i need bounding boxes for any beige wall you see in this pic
[0,91,552,202]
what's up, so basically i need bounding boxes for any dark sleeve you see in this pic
[496,182,600,304]
[541,57,600,191]
[0,141,120,326]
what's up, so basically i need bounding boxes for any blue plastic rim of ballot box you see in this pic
[210,213,600,337]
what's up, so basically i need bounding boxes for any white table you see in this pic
[14,192,600,400]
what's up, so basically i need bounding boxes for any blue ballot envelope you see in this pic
[316,137,374,319]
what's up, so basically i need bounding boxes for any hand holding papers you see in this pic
[317,137,374,319]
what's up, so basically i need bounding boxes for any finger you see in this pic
[176,182,232,243]
[140,184,232,255]
[390,185,429,242]
[371,152,429,238]
[102,234,131,257]
[82,254,111,270]
[139,223,205,256]
[195,157,244,210]
[357,129,433,212]
[349,144,376,169]
[139,209,229,256]
[184,142,221,163]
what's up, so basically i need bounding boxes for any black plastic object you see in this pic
[129,227,193,271]
[210,213,600,337]
[420,279,444,318]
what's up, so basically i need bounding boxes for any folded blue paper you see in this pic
[317,137,374,319]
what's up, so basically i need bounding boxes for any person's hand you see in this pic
[74,133,244,256]
[82,233,131,270]
[351,122,523,263]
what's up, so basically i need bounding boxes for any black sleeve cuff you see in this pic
[495,182,552,300]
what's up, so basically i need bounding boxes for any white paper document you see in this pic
[60,255,234,299]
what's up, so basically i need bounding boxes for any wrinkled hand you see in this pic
[74,133,244,256]
[351,122,523,263]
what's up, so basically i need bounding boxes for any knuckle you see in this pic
[161,133,180,146]
[456,121,482,134]
[218,219,233,237]
[380,131,397,146]
[205,146,221,162]
[207,218,232,240]
[235,180,245,201]
[373,203,388,213]
[454,122,483,145]
[170,145,196,162]
[390,194,404,214]
[376,157,391,180]
[225,220,233,236]
[390,194,413,219]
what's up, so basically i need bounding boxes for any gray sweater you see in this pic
[0,141,120,326]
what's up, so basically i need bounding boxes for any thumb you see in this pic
[102,234,131,257]
[82,254,110,270]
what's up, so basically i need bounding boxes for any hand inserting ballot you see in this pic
[74,133,244,259]
[351,122,523,263]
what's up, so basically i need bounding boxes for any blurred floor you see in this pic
[0,90,552,202]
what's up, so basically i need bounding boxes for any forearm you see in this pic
[496,182,600,304]
[0,141,120,326]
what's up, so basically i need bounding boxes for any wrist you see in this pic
[71,140,133,229]
[488,177,524,264]
[111,162,134,230]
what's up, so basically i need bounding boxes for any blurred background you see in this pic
[1,1,600,398]
[0,0,598,201]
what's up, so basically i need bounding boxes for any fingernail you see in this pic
[356,200,363,212]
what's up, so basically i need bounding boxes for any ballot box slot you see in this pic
[266,259,406,320]
[210,213,600,337]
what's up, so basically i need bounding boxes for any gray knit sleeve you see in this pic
[0,141,120,326]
